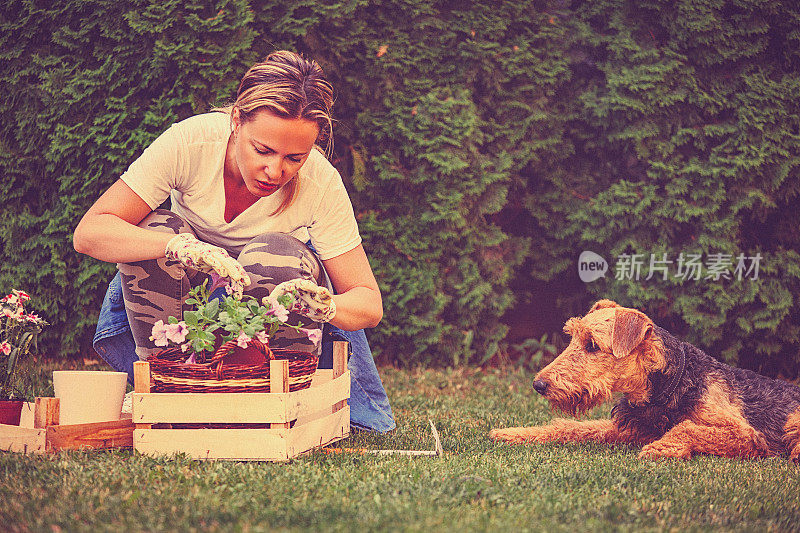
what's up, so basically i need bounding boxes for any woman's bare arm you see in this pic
[322,244,383,331]
[73,180,173,263]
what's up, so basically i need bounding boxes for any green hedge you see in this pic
[2,0,798,374]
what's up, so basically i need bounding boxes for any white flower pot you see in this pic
[52,371,128,425]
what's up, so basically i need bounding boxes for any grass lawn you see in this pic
[1,360,799,532]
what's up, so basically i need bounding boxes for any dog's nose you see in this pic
[533,379,548,395]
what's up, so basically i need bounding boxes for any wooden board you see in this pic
[135,427,289,460]
[134,406,350,461]
[288,406,350,458]
[269,359,290,429]
[295,369,333,426]
[332,342,348,413]
[47,418,134,451]
[286,370,350,421]
[132,370,350,424]
[1,399,133,454]
[0,424,46,454]
[18,402,36,428]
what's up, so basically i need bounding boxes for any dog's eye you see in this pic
[586,339,600,353]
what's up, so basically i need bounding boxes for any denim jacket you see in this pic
[93,271,395,433]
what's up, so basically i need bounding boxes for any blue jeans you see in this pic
[93,271,396,433]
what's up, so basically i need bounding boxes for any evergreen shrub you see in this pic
[1,0,798,374]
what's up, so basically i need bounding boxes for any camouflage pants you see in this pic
[118,209,324,360]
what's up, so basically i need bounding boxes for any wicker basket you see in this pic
[147,339,318,393]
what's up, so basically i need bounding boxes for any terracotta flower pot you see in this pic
[0,399,24,426]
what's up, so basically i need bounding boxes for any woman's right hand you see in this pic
[165,233,251,287]
[266,279,336,323]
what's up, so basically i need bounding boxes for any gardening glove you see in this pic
[266,278,336,323]
[165,233,251,287]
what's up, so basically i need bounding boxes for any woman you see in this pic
[73,51,395,432]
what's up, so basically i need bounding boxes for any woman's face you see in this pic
[231,110,320,197]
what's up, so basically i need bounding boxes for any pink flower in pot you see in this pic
[149,320,170,347]
[300,328,322,345]
[236,330,252,349]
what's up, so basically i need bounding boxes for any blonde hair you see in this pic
[221,50,335,215]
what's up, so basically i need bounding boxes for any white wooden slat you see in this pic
[134,428,290,461]
[294,369,334,426]
[309,369,333,387]
[0,425,46,454]
[288,406,350,458]
[132,392,287,424]
[269,360,290,430]
[132,371,350,424]
[286,371,350,420]
[134,407,350,461]
[18,402,36,429]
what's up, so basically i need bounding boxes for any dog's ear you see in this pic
[611,308,653,359]
[588,299,620,314]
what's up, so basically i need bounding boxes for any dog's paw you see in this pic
[489,427,545,444]
[638,440,691,460]
[790,445,800,463]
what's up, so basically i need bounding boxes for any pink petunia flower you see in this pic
[149,320,170,347]
[236,330,252,349]
[256,330,270,344]
[299,328,322,345]
[183,349,196,364]
[264,296,290,322]
[0,342,11,356]
[166,322,188,343]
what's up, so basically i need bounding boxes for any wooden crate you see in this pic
[132,341,351,461]
[0,397,134,454]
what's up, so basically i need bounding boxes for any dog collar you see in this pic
[648,343,686,407]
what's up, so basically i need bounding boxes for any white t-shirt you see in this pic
[120,112,362,260]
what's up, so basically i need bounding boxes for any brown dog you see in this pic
[490,300,800,460]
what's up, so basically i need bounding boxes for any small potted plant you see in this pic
[0,289,48,425]
[147,274,322,393]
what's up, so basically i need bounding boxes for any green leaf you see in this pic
[277,294,294,308]
[204,299,219,319]
[6,347,17,374]
[184,312,199,327]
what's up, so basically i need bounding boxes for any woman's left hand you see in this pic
[266,279,337,323]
